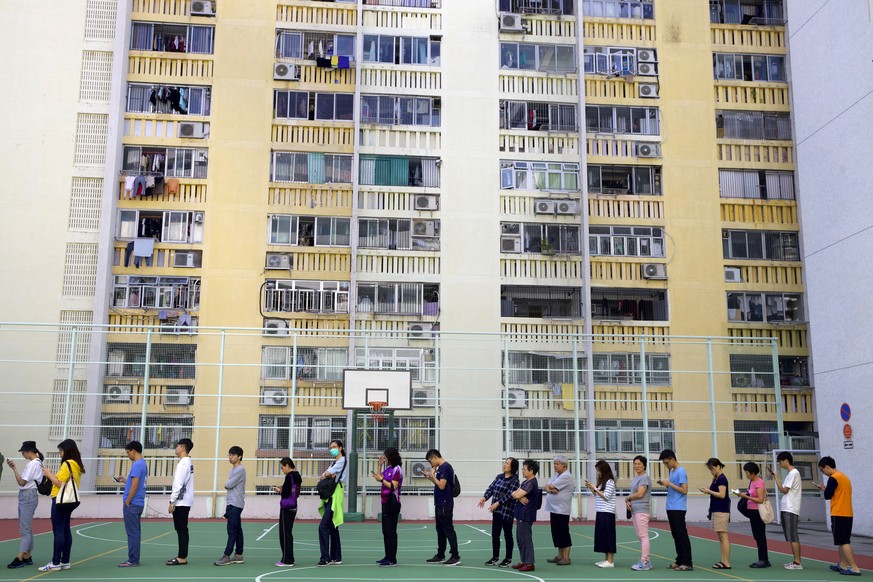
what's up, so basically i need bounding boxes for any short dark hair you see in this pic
[818,456,836,470]
[177,438,193,454]
[125,441,143,453]
[743,461,760,475]
[705,457,725,469]
[658,449,676,462]
[507,457,519,475]
[523,459,539,475]
[776,451,794,464]
[229,446,243,458]
[633,455,648,469]
[280,457,295,469]
[425,449,442,461]
[384,447,402,468]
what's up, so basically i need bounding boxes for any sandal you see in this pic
[676,565,694,571]
[667,563,679,570]
[712,562,731,570]
[166,558,188,566]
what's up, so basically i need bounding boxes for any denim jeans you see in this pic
[223,505,244,556]
[50,498,77,565]
[18,488,38,554]
[318,503,341,562]
[123,503,144,563]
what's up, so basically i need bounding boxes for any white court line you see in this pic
[464,523,492,537]
[257,523,278,540]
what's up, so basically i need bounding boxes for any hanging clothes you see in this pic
[337,56,350,69]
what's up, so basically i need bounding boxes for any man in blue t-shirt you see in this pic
[423,449,460,566]
[118,441,148,567]
[657,449,693,570]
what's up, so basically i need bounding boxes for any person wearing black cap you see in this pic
[6,441,44,569]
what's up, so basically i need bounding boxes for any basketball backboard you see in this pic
[342,369,412,410]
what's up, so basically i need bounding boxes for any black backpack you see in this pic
[452,473,461,497]
[316,457,347,500]
[37,476,53,496]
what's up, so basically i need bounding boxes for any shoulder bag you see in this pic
[56,461,80,506]
[316,457,346,501]
[757,496,775,524]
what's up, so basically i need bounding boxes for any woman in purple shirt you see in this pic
[372,447,403,567]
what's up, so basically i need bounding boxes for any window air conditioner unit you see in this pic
[190,0,215,16]
[105,384,132,403]
[637,49,657,63]
[642,263,667,279]
[501,235,522,253]
[556,200,579,215]
[265,253,292,270]
[534,200,556,214]
[499,13,524,33]
[274,62,300,81]
[178,121,205,139]
[193,212,204,224]
[408,322,434,339]
[261,388,288,407]
[263,318,290,336]
[412,219,436,237]
[724,267,742,282]
[108,350,125,377]
[638,83,659,98]
[502,389,528,409]
[173,251,196,268]
[637,142,661,158]
[165,387,192,406]
[414,195,439,210]
[412,388,436,407]
[637,62,658,76]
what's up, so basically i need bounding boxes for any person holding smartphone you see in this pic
[657,449,692,571]
[372,447,403,567]
[769,452,803,570]
[117,441,147,567]
[6,441,44,569]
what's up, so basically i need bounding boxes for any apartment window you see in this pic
[261,346,347,381]
[363,35,441,65]
[499,42,576,72]
[499,0,575,15]
[359,218,440,251]
[726,292,802,323]
[271,152,353,183]
[583,0,654,19]
[710,0,784,25]
[359,156,440,188]
[259,415,345,450]
[504,351,586,385]
[118,210,204,244]
[501,222,580,254]
[500,285,583,318]
[586,105,660,135]
[718,169,794,200]
[127,83,211,116]
[589,226,665,257]
[354,348,428,382]
[360,95,441,127]
[263,280,350,314]
[501,101,577,132]
[275,30,355,59]
[592,352,671,385]
[274,91,353,121]
[780,356,809,387]
[734,420,778,454]
[583,46,656,76]
[122,146,208,179]
[500,161,579,192]
[716,110,791,140]
[105,343,196,379]
[357,416,436,452]
[729,354,774,388]
[506,418,577,453]
[130,22,214,54]
[100,414,193,449]
[268,214,350,247]
[356,283,439,316]
[596,419,674,453]
[722,230,799,261]
[713,53,786,82]
[591,289,669,321]
[587,164,661,195]
[112,276,200,311]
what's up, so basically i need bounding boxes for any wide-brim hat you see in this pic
[18,441,38,453]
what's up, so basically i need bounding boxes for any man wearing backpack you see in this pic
[423,449,460,566]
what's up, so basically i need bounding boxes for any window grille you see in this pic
[74,114,108,166]
[69,178,103,231]
[63,243,98,297]
[80,51,113,102]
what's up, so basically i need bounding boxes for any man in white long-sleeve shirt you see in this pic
[215,446,246,566]
[167,438,194,566]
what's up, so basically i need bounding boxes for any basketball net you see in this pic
[368,400,387,425]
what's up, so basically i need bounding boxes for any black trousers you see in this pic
[667,510,692,567]
[381,502,400,562]
[748,510,769,562]
[279,508,296,564]
[491,513,514,560]
[435,505,459,558]
[172,506,191,559]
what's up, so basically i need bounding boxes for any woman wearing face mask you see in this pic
[316,440,347,567]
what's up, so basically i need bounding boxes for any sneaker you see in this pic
[331,560,342,565]
[444,556,462,566]
[38,563,62,572]
[841,568,863,576]
[784,562,804,570]
[7,558,24,569]
[275,561,294,567]
[485,557,499,566]
[632,561,654,571]
[23,558,33,566]
[595,560,605,567]
[597,561,615,568]
[118,561,139,567]
[499,559,512,568]
[832,564,847,572]
[750,561,771,568]
[316,561,331,567]
[214,555,231,566]
[518,563,535,572]
[379,561,398,567]
[60,563,71,570]
[426,555,446,563]
[229,554,244,564]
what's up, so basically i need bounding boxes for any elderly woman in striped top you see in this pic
[586,460,617,568]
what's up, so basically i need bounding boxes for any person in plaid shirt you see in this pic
[478,457,520,567]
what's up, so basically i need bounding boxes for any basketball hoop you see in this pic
[368,400,387,424]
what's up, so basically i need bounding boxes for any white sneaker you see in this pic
[784,562,804,570]
[595,561,604,567]
[60,563,71,570]
[597,561,615,568]
[38,563,62,572]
